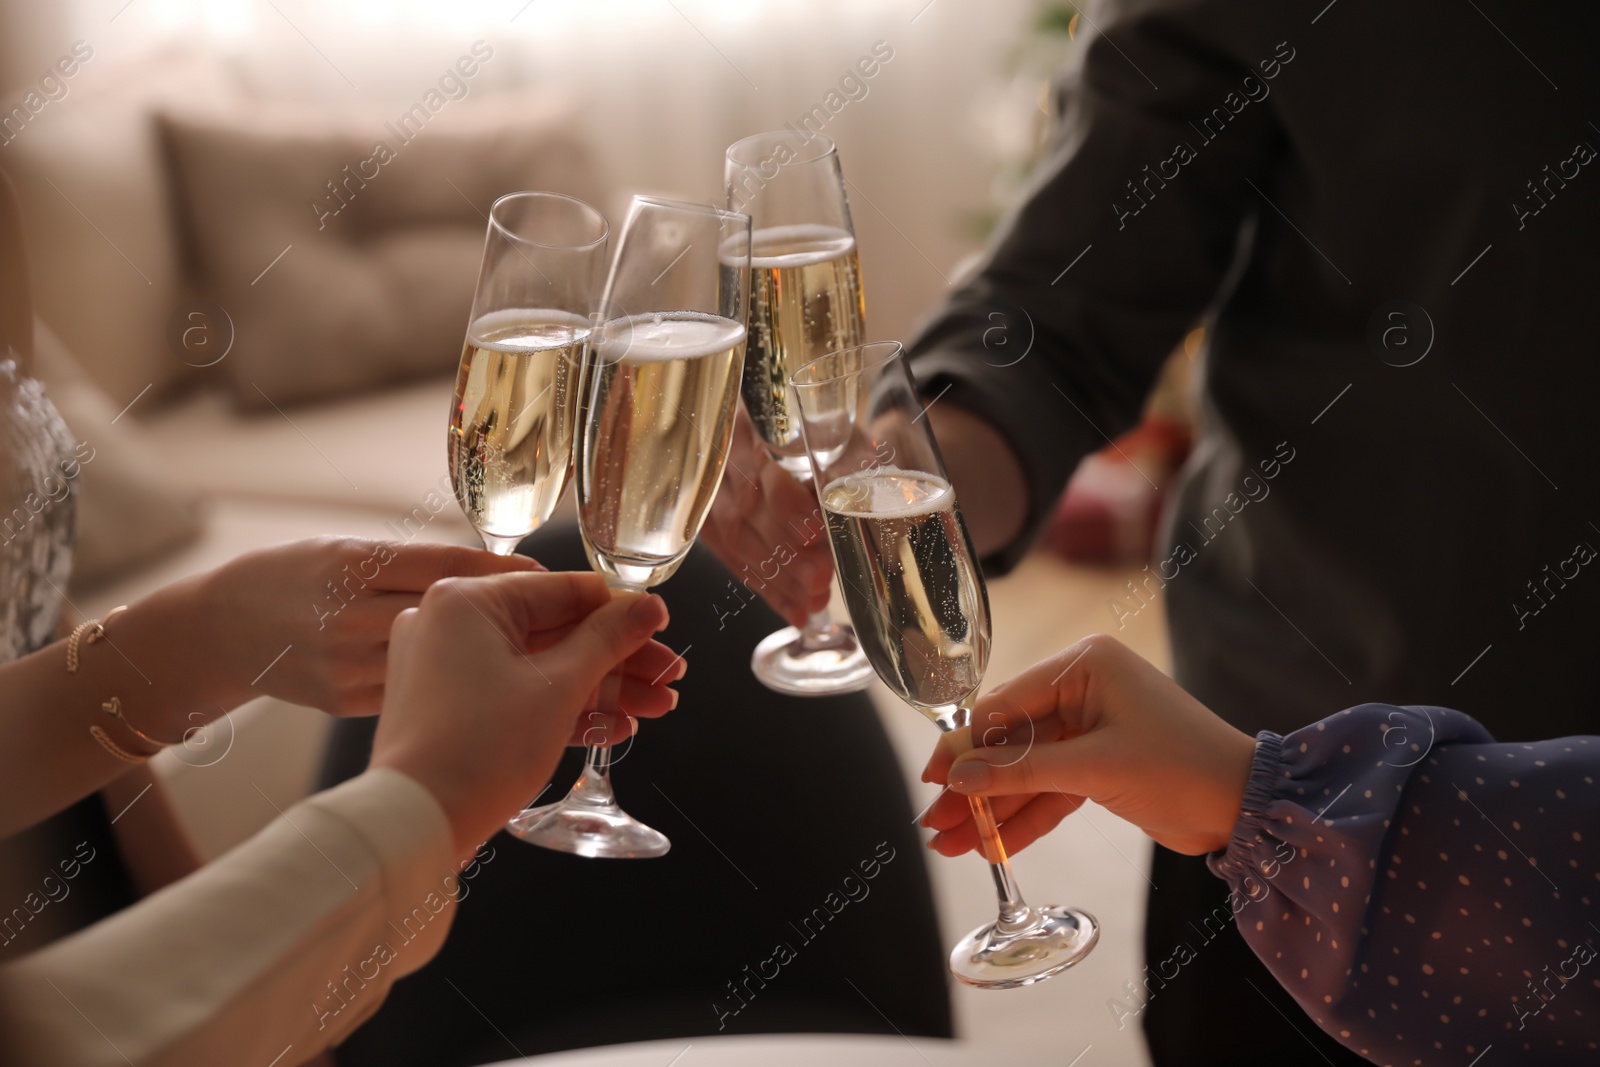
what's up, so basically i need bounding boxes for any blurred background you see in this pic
[2,3,1186,1062]
[3,0,1055,408]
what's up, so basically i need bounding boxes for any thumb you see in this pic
[947,732,1111,799]
[545,592,670,691]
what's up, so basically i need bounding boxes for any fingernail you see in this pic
[673,658,689,682]
[630,594,668,629]
[666,688,679,710]
[947,760,991,793]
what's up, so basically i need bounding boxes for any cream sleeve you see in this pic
[0,768,460,1066]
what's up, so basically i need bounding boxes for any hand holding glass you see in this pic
[724,131,874,695]
[789,341,1099,987]
[508,196,752,858]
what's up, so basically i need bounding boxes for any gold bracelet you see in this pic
[67,606,176,755]
[100,696,177,750]
[66,605,128,674]
[89,724,152,764]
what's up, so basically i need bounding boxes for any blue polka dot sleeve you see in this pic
[1207,704,1598,1065]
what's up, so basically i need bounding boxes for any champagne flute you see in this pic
[789,341,1100,987]
[725,130,875,695]
[508,196,752,858]
[448,191,606,557]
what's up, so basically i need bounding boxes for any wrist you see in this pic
[120,576,248,734]
[368,745,479,861]
[927,403,1028,559]
[184,566,256,708]
[1199,726,1259,854]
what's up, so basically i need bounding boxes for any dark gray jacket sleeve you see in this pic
[907,0,1284,571]
[1210,704,1599,1064]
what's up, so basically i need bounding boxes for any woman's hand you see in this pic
[527,613,686,747]
[189,538,545,716]
[369,571,674,857]
[698,408,836,629]
[920,634,1257,858]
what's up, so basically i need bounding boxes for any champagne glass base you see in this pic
[949,905,1099,989]
[751,623,875,696]
[506,800,671,859]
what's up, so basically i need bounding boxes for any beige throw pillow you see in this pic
[157,98,596,408]
[0,46,243,409]
[31,318,204,589]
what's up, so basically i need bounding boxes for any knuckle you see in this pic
[434,544,481,578]
[304,536,347,571]
[1079,632,1114,650]
[1076,632,1121,662]
[422,574,470,610]
[723,457,754,494]
[589,609,631,652]
[758,462,792,499]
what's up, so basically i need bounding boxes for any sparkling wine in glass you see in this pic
[790,341,1100,987]
[724,130,875,696]
[448,191,607,556]
[508,196,752,858]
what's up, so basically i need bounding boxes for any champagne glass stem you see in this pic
[967,793,1036,934]
[570,577,642,806]
[503,570,670,857]
[794,465,833,650]
[571,743,618,805]
[796,608,841,650]
[936,707,1037,935]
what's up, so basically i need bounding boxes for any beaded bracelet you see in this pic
[100,695,175,751]
[89,724,152,764]
[65,605,127,674]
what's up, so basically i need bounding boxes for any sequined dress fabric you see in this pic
[0,357,75,666]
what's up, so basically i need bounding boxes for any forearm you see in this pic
[906,4,1276,573]
[0,574,246,836]
[0,769,459,1067]
[927,403,1030,560]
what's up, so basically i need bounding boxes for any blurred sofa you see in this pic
[5,44,603,858]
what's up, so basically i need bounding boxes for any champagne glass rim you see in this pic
[488,190,609,251]
[464,309,593,368]
[631,193,751,226]
[789,340,905,389]
[725,129,838,169]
